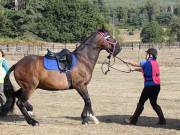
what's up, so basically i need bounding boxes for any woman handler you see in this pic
[124,48,166,125]
[0,49,9,108]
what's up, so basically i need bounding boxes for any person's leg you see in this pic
[0,83,6,108]
[149,85,166,125]
[125,87,149,124]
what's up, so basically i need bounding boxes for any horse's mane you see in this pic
[74,29,108,53]
[74,31,96,52]
[81,31,97,44]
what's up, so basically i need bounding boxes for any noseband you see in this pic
[98,32,132,75]
[98,32,117,56]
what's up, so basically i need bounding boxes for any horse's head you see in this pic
[96,29,121,57]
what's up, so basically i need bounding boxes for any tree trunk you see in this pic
[15,0,19,10]
[15,0,25,10]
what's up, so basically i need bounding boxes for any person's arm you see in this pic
[131,67,142,72]
[123,60,141,67]
[2,59,9,73]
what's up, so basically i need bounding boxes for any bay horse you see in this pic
[0,29,121,126]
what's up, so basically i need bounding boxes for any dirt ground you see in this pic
[0,48,180,135]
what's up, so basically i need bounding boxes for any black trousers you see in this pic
[138,85,160,107]
[0,83,6,107]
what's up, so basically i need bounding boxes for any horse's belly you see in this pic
[38,72,69,91]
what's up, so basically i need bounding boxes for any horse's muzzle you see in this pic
[113,42,121,57]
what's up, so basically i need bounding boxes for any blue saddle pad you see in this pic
[43,54,77,71]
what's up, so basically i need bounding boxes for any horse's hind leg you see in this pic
[15,89,38,126]
[77,87,99,125]
[15,89,33,111]
[16,99,38,126]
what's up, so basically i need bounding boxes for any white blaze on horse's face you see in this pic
[97,31,121,57]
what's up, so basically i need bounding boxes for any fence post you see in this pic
[53,43,55,51]
[139,42,141,50]
[131,43,133,50]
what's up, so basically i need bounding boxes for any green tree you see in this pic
[93,0,109,22]
[127,8,141,27]
[141,21,163,43]
[177,30,180,41]
[170,18,180,33]
[169,17,180,42]
[174,6,180,17]
[0,5,5,28]
[0,0,105,42]
[156,13,173,26]
[116,7,128,24]
[37,0,104,42]
[145,0,160,22]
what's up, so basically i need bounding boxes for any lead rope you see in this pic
[101,55,132,75]
[103,54,111,75]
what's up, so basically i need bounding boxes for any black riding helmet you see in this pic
[146,48,158,58]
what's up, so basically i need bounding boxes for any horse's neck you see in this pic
[74,38,100,71]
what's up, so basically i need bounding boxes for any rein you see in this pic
[101,55,132,75]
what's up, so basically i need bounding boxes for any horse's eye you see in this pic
[106,38,110,41]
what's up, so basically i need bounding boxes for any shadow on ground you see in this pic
[65,114,180,130]
[0,114,24,122]
[1,114,180,130]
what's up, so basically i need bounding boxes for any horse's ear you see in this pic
[102,24,105,31]
[97,24,106,32]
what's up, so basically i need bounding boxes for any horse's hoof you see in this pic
[28,119,39,126]
[89,114,99,124]
[82,121,88,125]
[94,120,99,124]
[32,122,39,126]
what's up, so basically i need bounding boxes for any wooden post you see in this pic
[131,43,133,50]
[53,43,55,51]
[139,42,141,50]
[6,45,9,52]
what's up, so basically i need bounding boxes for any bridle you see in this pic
[98,32,117,56]
[98,31,132,74]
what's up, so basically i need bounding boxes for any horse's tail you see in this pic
[0,64,16,117]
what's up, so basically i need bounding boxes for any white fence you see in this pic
[1,42,180,62]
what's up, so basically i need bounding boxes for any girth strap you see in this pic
[65,70,73,89]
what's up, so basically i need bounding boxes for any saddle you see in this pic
[45,48,72,72]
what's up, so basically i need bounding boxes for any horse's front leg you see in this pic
[24,101,34,116]
[77,86,99,125]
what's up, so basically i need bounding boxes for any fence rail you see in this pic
[121,42,180,49]
[1,42,180,60]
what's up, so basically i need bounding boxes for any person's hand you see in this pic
[123,59,131,64]
[130,67,135,72]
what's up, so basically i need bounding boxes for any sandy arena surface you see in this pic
[0,48,180,135]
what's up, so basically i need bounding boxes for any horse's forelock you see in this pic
[97,29,111,37]
[97,29,107,33]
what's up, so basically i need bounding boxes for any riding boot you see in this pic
[153,105,166,125]
[125,104,144,125]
